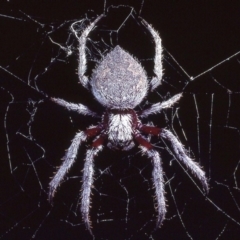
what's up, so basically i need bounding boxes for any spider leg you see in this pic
[49,126,102,202]
[147,149,166,228]
[72,14,104,89]
[141,18,163,91]
[140,93,182,118]
[49,131,87,202]
[161,129,209,193]
[51,97,99,117]
[135,135,166,228]
[81,135,105,234]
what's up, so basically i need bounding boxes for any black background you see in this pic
[0,1,240,239]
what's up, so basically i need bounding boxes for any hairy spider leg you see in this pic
[81,141,104,234]
[161,129,209,193]
[140,18,163,91]
[145,149,166,228]
[51,98,99,118]
[135,134,166,228]
[48,126,102,202]
[76,14,104,89]
[140,93,182,118]
[140,125,209,193]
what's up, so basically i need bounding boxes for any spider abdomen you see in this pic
[91,46,148,109]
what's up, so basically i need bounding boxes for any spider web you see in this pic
[0,1,240,239]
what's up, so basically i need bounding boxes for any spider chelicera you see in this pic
[48,14,209,233]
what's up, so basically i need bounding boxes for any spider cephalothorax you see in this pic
[49,14,208,234]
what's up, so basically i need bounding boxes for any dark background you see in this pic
[0,0,240,239]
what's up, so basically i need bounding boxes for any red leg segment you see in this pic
[85,126,102,137]
[92,135,106,148]
[139,125,161,136]
[135,134,153,150]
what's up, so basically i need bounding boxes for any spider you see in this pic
[48,14,209,233]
